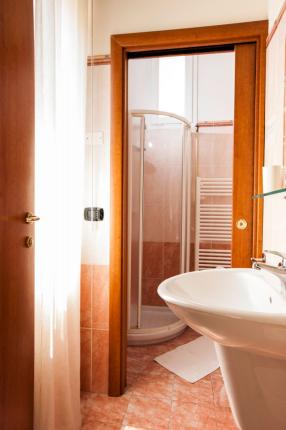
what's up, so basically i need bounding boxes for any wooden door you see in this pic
[0,1,35,428]
[232,43,261,267]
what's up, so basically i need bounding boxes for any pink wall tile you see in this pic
[92,265,109,330]
[142,242,181,306]
[143,128,183,244]
[143,242,163,277]
[197,132,233,179]
[142,277,165,306]
[143,203,164,242]
[163,242,180,278]
[81,265,110,394]
[81,328,92,392]
[81,265,110,329]
[91,329,109,394]
[81,265,93,328]
[144,165,165,206]
[189,243,195,271]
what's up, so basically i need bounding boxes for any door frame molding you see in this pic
[109,20,267,396]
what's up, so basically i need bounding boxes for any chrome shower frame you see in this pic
[127,110,194,330]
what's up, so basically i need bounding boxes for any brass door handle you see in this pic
[25,212,40,224]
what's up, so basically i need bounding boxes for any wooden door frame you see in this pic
[109,20,267,396]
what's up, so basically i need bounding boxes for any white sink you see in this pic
[158,268,286,430]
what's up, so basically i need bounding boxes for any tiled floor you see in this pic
[81,328,237,429]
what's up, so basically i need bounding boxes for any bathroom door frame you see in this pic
[109,20,268,396]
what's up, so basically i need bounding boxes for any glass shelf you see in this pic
[252,187,286,199]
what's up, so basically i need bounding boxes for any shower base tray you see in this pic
[128,305,186,346]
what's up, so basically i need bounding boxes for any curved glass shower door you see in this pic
[128,111,192,344]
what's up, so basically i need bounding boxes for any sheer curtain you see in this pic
[34,1,88,428]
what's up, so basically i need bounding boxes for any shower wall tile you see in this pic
[144,167,165,206]
[197,133,233,179]
[163,242,180,278]
[189,242,195,271]
[162,164,182,242]
[142,278,165,306]
[162,204,181,244]
[163,163,182,206]
[200,242,230,250]
[91,329,109,394]
[143,128,183,244]
[199,162,217,178]
[92,265,109,330]
[144,130,167,165]
[143,204,164,242]
[143,242,163,277]
[81,328,92,392]
[166,137,183,165]
[142,242,181,306]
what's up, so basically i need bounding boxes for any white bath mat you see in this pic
[154,336,219,383]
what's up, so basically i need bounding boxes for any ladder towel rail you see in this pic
[195,177,232,270]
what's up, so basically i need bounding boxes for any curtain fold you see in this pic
[34,1,88,428]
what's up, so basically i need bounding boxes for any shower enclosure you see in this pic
[127,110,234,346]
[128,110,195,345]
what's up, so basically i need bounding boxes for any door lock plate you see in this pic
[236,218,248,230]
[25,236,33,248]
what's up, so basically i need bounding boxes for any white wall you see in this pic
[93,0,267,54]
[81,65,110,265]
[268,0,284,28]
[197,53,234,122]
[263,0,286,254]
[128,58,159,111]
[85,0,270,264]
[128,52,234,122]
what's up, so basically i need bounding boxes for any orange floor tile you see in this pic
[81,328,237,429]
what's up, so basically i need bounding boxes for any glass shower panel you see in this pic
[141,115,184,314]
[129,115,143,329]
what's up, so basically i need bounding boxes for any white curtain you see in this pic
[34,1,88,428]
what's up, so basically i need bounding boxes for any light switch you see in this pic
[86,131,104,145]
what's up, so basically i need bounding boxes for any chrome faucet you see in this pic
[264,250,286,269]
[251,250,286,273]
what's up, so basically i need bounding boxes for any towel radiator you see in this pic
[195,177,232,270]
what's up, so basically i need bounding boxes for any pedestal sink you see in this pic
[158,268,286,430]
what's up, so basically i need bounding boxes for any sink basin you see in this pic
[158,268,286,430]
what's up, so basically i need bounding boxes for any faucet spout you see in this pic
[252,251,286,295]
[252,261,286,274]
